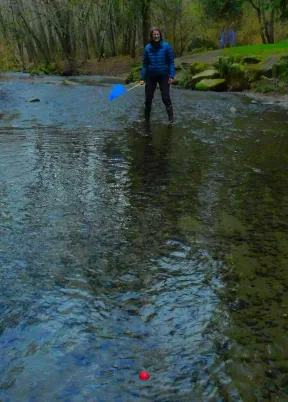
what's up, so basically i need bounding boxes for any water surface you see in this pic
[1,74,288,401]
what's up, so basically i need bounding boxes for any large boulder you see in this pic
[191,69,220,87]
[195,78,227,91]
[251,76,276,93]
[259,76,275,87]
[248,64,272,82]
[272,61,288,78]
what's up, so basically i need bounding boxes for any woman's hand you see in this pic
[140,80,145,85]
[168,78,174,85]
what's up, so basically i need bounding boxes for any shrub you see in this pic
[125,65,142,83]
[49,62,65,75]
[228,63,248,90]
[254,85,274,93]
[279,70,288,83]
[213,56,249,90]
[28,62,65,75]
[0,41,15,71]
[28,66,42,75]
[186,36,218,53]
[213,55,242,78]
[177,70,195,89]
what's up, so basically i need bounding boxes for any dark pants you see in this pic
[144,75,173,122]
[145,74,172,109]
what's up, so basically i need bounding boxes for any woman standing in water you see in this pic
[140,27,175,124]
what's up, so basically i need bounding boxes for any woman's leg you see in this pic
[158,75,173,122]
[145,76,157,121]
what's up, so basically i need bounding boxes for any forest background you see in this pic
[0,0,287,75]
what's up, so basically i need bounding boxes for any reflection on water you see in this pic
[1,77,288,401]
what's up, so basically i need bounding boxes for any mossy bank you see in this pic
[126,44,288,95]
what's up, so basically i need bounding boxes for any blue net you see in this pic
[109,84,126,101]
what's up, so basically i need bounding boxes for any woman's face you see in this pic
[152,30,161,42]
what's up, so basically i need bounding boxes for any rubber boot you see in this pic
[166,106,174,124]
[144,105,151,122]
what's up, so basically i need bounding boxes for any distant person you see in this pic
[229,30,236,47]
[140,27,175,124]
[220,31,225,49]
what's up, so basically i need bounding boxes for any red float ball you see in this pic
[139,371,150,380]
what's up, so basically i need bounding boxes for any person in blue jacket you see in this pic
[140,27,175,124]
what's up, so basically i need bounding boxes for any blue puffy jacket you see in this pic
[141,41,175,80]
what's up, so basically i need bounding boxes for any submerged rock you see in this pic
[62,80,78,86]
[28,98,40,102]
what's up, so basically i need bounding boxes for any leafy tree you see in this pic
[279,0,288,19]
[247,0,281,43]
[202,0,288,44]
[202,0,243,21]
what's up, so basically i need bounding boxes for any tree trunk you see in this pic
[98,0,114,61]
[257,9,267,44]
[269,8,275,43]
[33,0,51,62]
[173,15,176,52]
[0,10,8,39]
[248,0,275,44]
[142,0,151,47]
[248,0,266,44]
[15,6,50,63]
[109,15,117,56]
[263,7,275,43]
[82,27,90,62]
[130,26,136,58]
[16,42,26,70]
[47,21,56,61]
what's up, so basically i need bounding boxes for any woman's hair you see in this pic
[149,27,162,41]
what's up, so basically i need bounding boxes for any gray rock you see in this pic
[62,80,78,86]
[249,65,272,81]
[258,76,275,89]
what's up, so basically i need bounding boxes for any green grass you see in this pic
[223,42,288,58]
